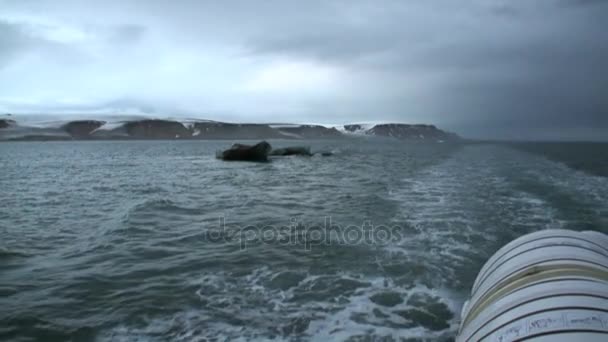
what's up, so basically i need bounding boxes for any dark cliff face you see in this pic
[0,119,16,129]
[343,124,362,132]
[191,122,284,139]
[277,125,343,139]
[368,124,459,141]
[62,120,105,139]
[124,120,191,139]
[1,116,461,141]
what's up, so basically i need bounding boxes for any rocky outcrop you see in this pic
[0,115,461,142]
[124,119,191,139]
[277,125,343,139]
[216,141,272,162]
[270,146,313,156]
[191,122,283,140]
[350,123,459,142]
[343,124,363,132]
[62,120,105,139]
[0,119,16,129]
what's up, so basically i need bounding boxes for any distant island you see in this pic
[0,114,460,142]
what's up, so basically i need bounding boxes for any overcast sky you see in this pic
[0,0,606,139]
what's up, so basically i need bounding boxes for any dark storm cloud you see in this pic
[561,0,608,7]
[244,0,608,139]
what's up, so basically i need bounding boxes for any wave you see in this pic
[0,247,28,260]
[98,266,458,341]
[0,316,95,341]
[386,145,567,291]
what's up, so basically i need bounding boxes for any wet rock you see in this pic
[270,146,312,156]
[369,291,404,307]
[216,141,272,162]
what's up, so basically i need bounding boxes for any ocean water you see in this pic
[1,139,607,342]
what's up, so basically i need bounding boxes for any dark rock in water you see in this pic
[62,120,105,139]
[124,119,191,139]
[270,146,312,156]
[217,141,272,162]
[318,152,333,157]
[0,119,16,129]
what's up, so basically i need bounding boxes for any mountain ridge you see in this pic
[0,114,460,142]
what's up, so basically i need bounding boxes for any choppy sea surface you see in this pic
[1,139,607,342]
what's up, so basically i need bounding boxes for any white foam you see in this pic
[386,145,563,286]
[100,267,461,341]
[528,154,608,208]
[305,279,459,341]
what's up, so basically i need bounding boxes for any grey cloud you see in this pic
[488,0,608,18]
[0,21,36,67]
[0,20,92,69]
[561,0,608,7]
[241,1,608,139]
[0,18,146,70]
[0,0,606,140]
[110,24,146,44]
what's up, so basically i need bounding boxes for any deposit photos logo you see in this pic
[205,217,404,250]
